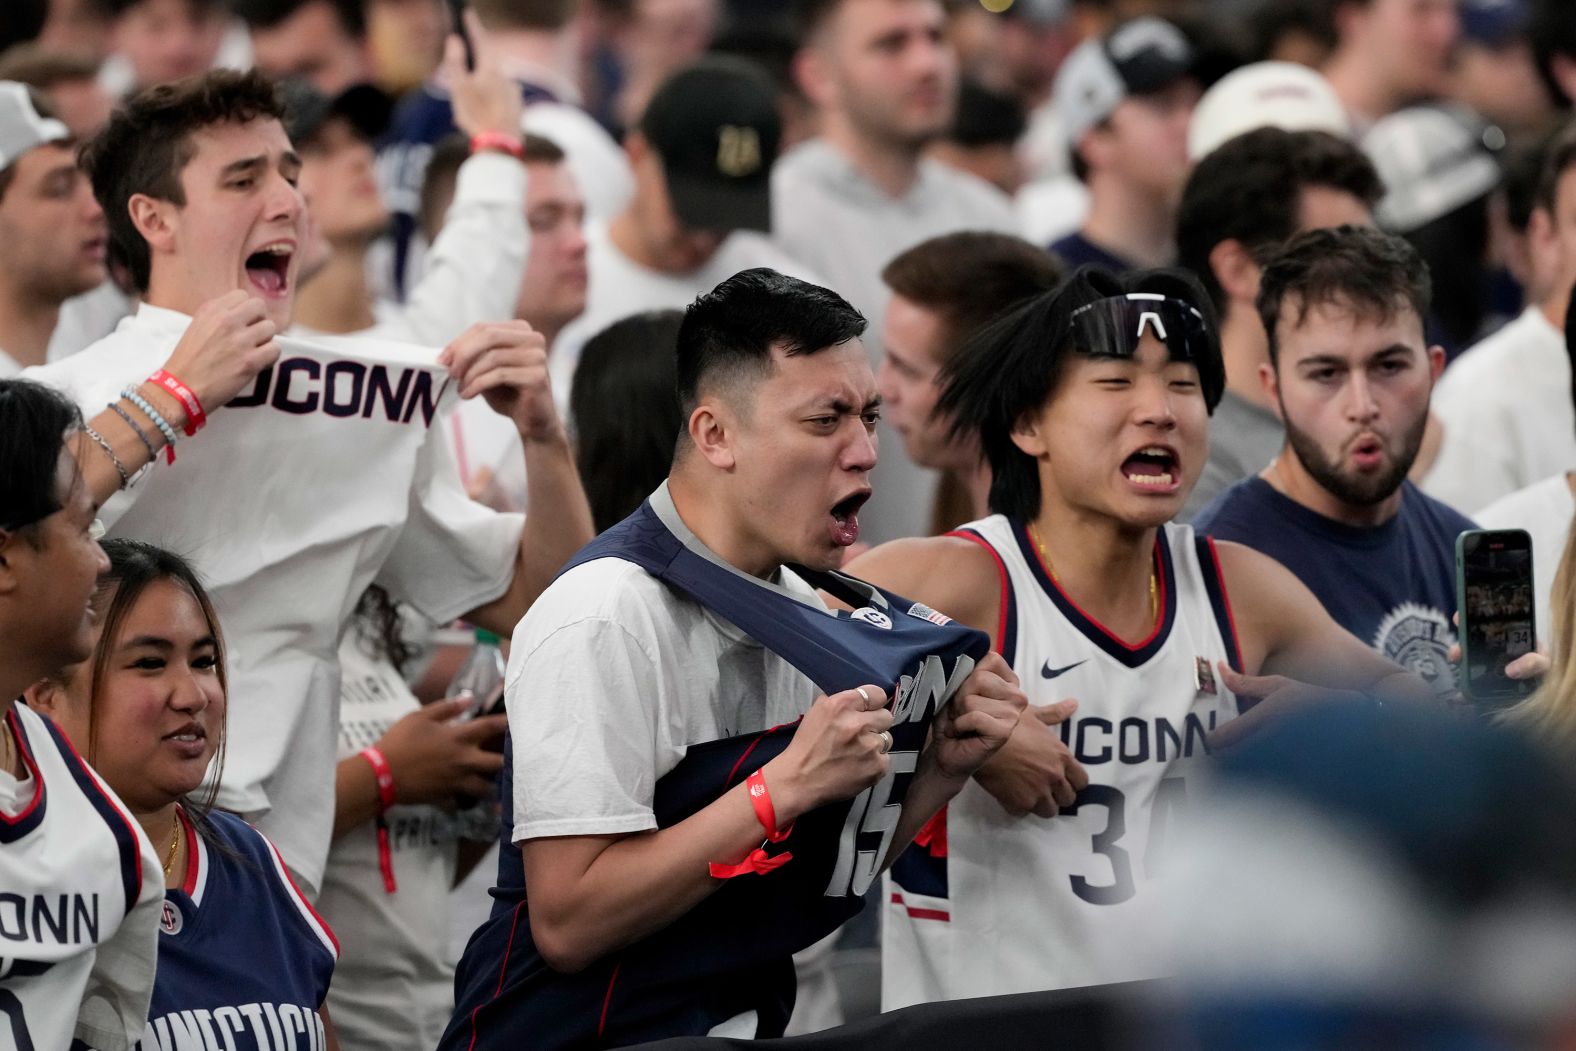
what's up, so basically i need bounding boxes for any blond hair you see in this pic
[1499,516,1576,745]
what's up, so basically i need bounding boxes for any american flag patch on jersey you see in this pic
[907,602,954,627]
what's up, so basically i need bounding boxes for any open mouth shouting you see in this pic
[244,240,294,298]
[829,488,872,547]
[1120,444,1182,493]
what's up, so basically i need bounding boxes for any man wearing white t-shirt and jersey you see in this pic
[775,0,1016,543]
[0,379,164,1051]
[27,69,594,896]
[1423,127,1576,514]
[0,82,109,375]
[551,57,815,396]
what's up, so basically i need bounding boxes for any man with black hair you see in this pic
[1048,16,1198,273]
[232,0,376,95]
[0,82,108,374]
[849,261,1428,1006]
[0,378,165,1051]
[1175,127,1383,517]
[1195,225,1473,690]
[930,77,1028,196]
[28,68,593,897]
[443,267,1023,1047]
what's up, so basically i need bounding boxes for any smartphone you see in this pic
[1456,528,1537,706]
[448,0,475,71]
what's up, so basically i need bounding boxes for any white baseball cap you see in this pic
[1187,62,1351,162]
[0,81,70,173]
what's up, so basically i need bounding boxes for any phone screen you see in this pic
[1459,529,1536,703]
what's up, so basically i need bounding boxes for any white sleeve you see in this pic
[73,779,163,1051]
[375,412,524,624]
[507,613,671,842]
[398,152,529,347]
[1421,382,1525,515]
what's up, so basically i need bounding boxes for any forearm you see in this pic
[528,763,808,972]
[332,754,381,841]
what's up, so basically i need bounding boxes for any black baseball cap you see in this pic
[639,56,782,234]
[279,79,393,147]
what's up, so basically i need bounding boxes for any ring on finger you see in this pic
[877,729,893,754]
[856,686,872,707]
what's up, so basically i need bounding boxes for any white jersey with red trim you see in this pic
[0,702,164,1051]
[883,515,1243,1006]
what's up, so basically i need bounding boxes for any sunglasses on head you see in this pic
[1069,293,1212,363]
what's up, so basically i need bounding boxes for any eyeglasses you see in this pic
[1068,293,1212,364]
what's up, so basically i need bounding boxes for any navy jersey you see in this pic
[443,500,990,1051]
[1196,478,1475,690]
[132,810,338,1051]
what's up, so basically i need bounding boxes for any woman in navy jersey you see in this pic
[28,539,340,1051]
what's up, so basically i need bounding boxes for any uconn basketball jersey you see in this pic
[0,702,162,1051]
[442,494,989,1051]
[133,809,337,1051]
[884,516,1243,1006]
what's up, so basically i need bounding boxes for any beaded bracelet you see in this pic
[121,386,179,464]
[82,425,130,489]
[107,400,158,461]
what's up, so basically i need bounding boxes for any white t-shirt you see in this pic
[505,483,819,842]
[771,140,1019,544]
[1424,306,1576,514]
[319,635,481,1051]
[1475,473,1576,647]
[549,221,821,402]
[26,305,524,895]
[49,282,136,363]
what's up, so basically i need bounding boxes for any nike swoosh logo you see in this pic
[1041,659,1087,679]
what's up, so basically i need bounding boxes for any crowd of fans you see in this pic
[6,0,1576,1048]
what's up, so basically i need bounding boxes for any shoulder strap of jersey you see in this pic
[561,502,989,695]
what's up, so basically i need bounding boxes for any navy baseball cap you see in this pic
[640,56,782,235]
[1054,17,1196,143]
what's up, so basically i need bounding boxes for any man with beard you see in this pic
[1195,225,1474,690]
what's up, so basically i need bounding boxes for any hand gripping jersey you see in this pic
[0,703,162,1051]
[884,516,1244,1006]
[130,809,337,1051]
[442,500,989,1051]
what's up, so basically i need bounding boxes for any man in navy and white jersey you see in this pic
[0,379,164,1051]
[442,269,1023,1049]
[1194,226,1476,693]
[850,265,1435,1006]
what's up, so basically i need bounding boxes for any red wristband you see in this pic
[360,746,396,813]
[470,131,524,160]
[709,847,793,880]
[149,370,206,436]
[746,769,792,843]
[360,747,398,894]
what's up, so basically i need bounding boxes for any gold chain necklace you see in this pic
[1028,522,1158,627]
[162,808,182,879]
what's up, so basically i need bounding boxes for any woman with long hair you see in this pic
[1504,522,1576,744]
[26,539,340,1049]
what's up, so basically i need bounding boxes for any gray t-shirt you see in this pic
[1184,390,1283,521]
